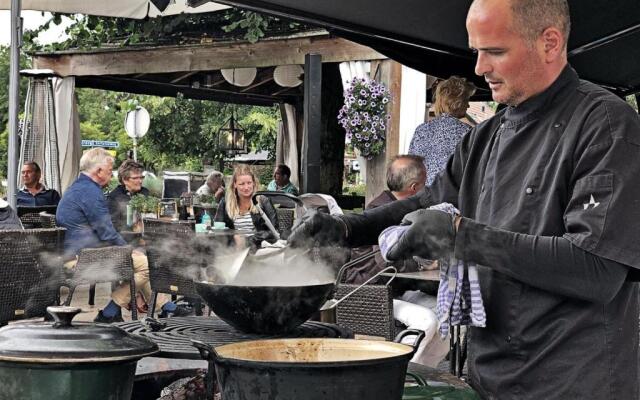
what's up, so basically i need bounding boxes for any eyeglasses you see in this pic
[127,176,144,181]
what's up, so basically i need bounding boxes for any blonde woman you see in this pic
[408,76,476,185]
[215,165,278,245]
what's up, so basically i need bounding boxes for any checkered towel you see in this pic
[430,203,485,338]
[378,203,486,338]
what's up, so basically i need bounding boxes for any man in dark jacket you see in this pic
[290,0,640,398]
[17,161,61,207]
[347,154,426,284]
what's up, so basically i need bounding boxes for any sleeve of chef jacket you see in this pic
[342,123,473,247]
[455,98,640,303]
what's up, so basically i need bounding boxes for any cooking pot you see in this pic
[195,250,383,334]
[193,329,425,400]
[0,306,158,400]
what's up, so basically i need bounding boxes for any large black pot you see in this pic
[0,306,158,400]
[195,280,334,334]
[193,329,425,400]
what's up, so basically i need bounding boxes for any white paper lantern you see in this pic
[273,65,304,87]
[221,68,257,87]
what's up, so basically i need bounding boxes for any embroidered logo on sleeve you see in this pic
[583,194,600,210]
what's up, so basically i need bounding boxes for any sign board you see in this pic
[81,140,120,148]
[125,107,150,139]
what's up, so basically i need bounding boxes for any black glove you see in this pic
[288,210,347,249]
[385,209,456,261]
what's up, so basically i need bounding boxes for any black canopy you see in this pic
[210,0,640,97]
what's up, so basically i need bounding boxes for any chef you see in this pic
[290,0,640,398]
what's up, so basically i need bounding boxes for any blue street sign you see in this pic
[81,140,120,148]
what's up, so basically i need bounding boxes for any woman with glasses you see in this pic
[107,160,148,233]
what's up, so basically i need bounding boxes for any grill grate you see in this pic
[117,316,353,360]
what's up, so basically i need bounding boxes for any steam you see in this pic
[203,246,336,286]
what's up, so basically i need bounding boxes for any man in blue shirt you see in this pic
[57,148,186,323]
[17,161,61,207]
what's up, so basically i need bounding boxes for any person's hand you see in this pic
[385,209,456,261]
[214,186,225,200]
[288,210,347,249]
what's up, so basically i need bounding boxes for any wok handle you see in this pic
[405,372,429,387]
[394,329,426,356]
[191,339,221,362]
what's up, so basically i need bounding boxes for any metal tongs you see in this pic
[319,265,397,311]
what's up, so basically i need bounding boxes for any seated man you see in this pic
[195,170,225,202]
[17,161,61,206]
[0,198,23,230]
[348,155,449,367]
[267,164,299,196]
[347,155,427,283]
[56,148,186,323]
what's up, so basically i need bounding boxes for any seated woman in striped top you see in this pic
[215,164,278,248]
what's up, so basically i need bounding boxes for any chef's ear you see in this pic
[540,26,564,63]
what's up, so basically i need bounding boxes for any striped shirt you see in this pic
[233,212,254,231]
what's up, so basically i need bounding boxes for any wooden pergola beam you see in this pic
[32,33,386,77]
[170,71,199,84]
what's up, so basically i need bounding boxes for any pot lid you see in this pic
[0,306,158,363]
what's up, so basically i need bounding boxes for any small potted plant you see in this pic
[196,194,218,207]
[128,195,161,225]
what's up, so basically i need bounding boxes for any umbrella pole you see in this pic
[7,0,22,207]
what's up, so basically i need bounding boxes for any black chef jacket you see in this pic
[343,66,640,399]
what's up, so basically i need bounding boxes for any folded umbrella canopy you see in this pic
[212,0,640,97]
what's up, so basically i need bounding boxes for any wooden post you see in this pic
[301,53,322,194]
[364,60,403,204]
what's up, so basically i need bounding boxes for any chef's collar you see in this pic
[503,64,579,125]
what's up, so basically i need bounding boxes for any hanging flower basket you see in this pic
[338,77,392,159]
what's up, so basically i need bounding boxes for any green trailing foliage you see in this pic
[22,10,308,52]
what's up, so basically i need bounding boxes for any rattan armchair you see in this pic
[333,251,398,341]
[17,205,57,229]
[275,208,295,238]
[39,211,57,228]
[143,218,207,317]
[62,245,138,320]
[0,228,65,325]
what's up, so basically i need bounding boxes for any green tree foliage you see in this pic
[75,88,279,173]
[0,45,31,178]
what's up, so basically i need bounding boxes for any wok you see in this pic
[195,280,334,334]
[196,250,385,334]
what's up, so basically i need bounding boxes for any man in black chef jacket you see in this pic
[290,0,640,398]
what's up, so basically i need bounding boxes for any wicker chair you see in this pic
[17,205,57,229]
[62,245,138,320]
[333,251,398,341]
[143,218,207,317]
[0,228,66,325]
[39,211,57,228]
[275,208,295,238]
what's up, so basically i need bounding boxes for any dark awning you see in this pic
[210,0,640,97]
